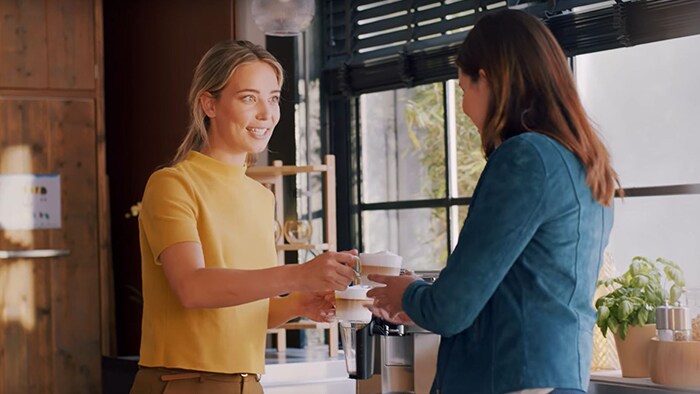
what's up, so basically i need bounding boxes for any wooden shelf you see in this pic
[255,156,338,357]
[280,321,334,330]
[267,320,338,357]
[275,243,330,252]
[246,164,328,178]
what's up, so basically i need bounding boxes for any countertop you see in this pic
[589,370,700,393]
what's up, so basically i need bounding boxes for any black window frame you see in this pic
[321,0,700,252]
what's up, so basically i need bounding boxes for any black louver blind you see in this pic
[623,0,700,45]
[325,0,506,69]
[325,0,700,96]
[324,0,508,95]
[548,0,700,56]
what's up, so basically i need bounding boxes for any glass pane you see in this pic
[607,195,700,289]
[449,79,486,197]
[362,208,447,271]
[359,83,446,203]
[575,34,700,188]
[448,204,471,251]
[456,205,470,228]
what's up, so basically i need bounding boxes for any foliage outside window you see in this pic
[358,80,485,270]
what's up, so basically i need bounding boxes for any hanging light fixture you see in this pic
[251,0,316,37]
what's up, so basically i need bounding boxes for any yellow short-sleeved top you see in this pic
[138,151,277,374]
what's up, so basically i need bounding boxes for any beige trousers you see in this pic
[129,366,264,394]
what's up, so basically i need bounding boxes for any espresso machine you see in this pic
[339,271,441,394]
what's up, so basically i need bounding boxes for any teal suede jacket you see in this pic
[403,132,613,394]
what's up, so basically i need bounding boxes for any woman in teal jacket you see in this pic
[368,10,622,394]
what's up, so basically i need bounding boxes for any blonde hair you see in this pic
[172,40,284,165]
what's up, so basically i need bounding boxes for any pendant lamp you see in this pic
[251,0,316,36]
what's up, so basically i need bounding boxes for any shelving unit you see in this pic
[247,155,338,357]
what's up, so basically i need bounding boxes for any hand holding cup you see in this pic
[299,251,359,292]
[366,272,418,320]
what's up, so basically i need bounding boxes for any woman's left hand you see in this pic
[294,291,335,322]
[366,274,417,320]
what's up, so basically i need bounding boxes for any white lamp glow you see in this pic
[251,0,316,37]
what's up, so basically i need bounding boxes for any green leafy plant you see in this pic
[124,201,142,219]
[595,256,685,340]
[404,82,485,263]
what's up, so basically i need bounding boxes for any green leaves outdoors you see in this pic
[404,81,485,263]
[595,256,685,340]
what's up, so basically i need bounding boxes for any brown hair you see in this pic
[172,40,284,165]
[456,10,622,205]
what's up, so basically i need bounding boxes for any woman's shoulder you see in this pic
[500,132,577,167]
[146,165,183,183]
[490,133,549,171]
[499,133,591,200]
[501,132,558,152]
[143,165,193,196]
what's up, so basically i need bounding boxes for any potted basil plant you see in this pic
[594,256,685,377]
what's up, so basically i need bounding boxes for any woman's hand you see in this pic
[366,305,415,325]
[297,250,359,292]
[366,273,418,321]
[293,291,336,322]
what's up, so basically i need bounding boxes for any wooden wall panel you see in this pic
[19,100,53,394]
[48,99,100,393]
[0,0,105,392]
[0,100,49,171]
[0,0,48,88]
[0,0,95,91]
[93,0,116,357]
[0,99,53,393]
[47,0,96,89]
[0,98,101,393]
[29,251,53,394]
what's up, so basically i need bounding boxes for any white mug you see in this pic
[335,285,373,322]
[359,251,402,286]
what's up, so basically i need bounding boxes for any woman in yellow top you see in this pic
[129,40,358,394]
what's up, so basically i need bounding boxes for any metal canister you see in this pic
[671,306,692,341]
[655,303,674,342]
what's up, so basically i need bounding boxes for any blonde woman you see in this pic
[130,40,357,394]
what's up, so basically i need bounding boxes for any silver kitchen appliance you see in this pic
[339,271,441,394]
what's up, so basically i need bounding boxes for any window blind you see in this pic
[323,0,700,96]
[548,0,700,56]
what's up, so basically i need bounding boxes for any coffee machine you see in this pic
[339,271,441,394]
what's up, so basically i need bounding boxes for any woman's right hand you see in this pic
[297,251,359,292]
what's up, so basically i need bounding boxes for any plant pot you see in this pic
[649,338,700,388]
[613,324,656,377]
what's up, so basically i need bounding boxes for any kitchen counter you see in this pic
[262,347,355,394]
[589,370,700,393]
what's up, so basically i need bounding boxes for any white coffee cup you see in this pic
[359,251,402,286]
[335,285,373,322]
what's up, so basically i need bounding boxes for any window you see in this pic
[351,36,700,282]
[356,80,485,271]
[325,0,700,278]
[575,33,700,289]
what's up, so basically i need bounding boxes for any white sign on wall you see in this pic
[0,174,61,230]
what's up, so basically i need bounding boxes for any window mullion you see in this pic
[445,79,460,251]
[355,96,364,252]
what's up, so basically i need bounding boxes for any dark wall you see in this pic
[103,0,234,355]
